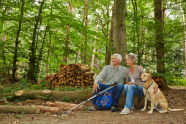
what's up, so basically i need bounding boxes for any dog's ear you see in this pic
[148,74,152,79]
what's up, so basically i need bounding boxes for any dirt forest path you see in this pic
[0,107,186,124]
[0,86,186,124]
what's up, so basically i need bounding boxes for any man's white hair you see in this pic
[113,53,122,63]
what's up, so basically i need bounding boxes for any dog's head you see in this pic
[140,73,152,83]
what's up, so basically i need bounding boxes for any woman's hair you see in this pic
[126,53,137,64]
[113,53,122,63]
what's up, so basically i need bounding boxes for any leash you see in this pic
[135,81,153,110]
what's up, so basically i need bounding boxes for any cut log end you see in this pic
[42,90,52,94]
[15,90,24,96]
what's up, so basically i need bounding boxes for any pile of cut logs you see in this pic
[45,64,95,88]
[0,100,84,114]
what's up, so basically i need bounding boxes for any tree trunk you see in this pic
[91,17,99,70]
[180,1,186,78]
[63,2,72,64]
[12,0,24,82]
[113,0,127,66]
[46,33,51,75]
[1,89,93,102]
[28,0,45,82]
[75,50,80,64]
[84,0,88,64]
[0,105,40,114]
[105,5,114,65]
[36,25,48,75]
[91,40,96,71]
[154,0,165,73]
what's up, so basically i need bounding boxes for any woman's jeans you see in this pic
[124,84,144,109]
[92,82,124,106]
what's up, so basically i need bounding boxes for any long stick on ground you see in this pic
[62,82,118,115]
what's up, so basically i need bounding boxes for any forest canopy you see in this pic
[0,0,186,87]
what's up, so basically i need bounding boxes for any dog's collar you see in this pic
[145,81,153,93]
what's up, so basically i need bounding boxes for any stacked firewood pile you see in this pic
[45,64,95,88]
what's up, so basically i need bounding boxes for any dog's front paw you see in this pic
[141,108,146,111]
[147,110,153,114]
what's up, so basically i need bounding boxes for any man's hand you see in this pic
[153,83,158,94]
[126,82,134,85]
[93,82,100,93]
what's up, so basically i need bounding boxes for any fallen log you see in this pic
[36,105,63,114]
[0,89,93,102]
[0,105,40,114]
[53,101,84,110]
[45,101,84,111]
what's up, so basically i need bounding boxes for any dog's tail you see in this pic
[168,108,185,111]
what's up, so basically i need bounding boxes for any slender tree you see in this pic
[105,5,114,65]
[180,1,186,77]
[63,2,72,64]
[12,0,24,82]
[27,0,45,82]
[84,0,88,64]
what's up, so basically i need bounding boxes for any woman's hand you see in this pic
[93,82,100,93]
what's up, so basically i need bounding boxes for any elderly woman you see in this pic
[120,53,158,115]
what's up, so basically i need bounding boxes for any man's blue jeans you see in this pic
[92,82,124,106]
[124,84,144,109]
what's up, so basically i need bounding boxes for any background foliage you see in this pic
[0,0,186,87]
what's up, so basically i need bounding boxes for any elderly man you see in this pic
[91,53,127,112]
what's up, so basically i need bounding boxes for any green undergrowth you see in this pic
[167,77,186,87]
[0,78,93,94]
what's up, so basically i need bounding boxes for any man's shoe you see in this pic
[111,106,121,112]
[120,107,130,115]
[89,105,95,111]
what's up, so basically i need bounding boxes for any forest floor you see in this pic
[0,86,186,124]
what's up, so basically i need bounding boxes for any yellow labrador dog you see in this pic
[140,73,185,114]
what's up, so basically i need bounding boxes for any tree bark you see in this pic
[154,0,165,73]
[113,0,127,66]
[36,105,63,114]
[179,1,186,77]
[36,25,48,75]
[84,0,88,64]
[28,0,45,82]
[63,2,72,64]
[1,89,93,102]
[0,105,40,114]
[75,50,80,64]
[12,0,24,82]
[105,5,114,65]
